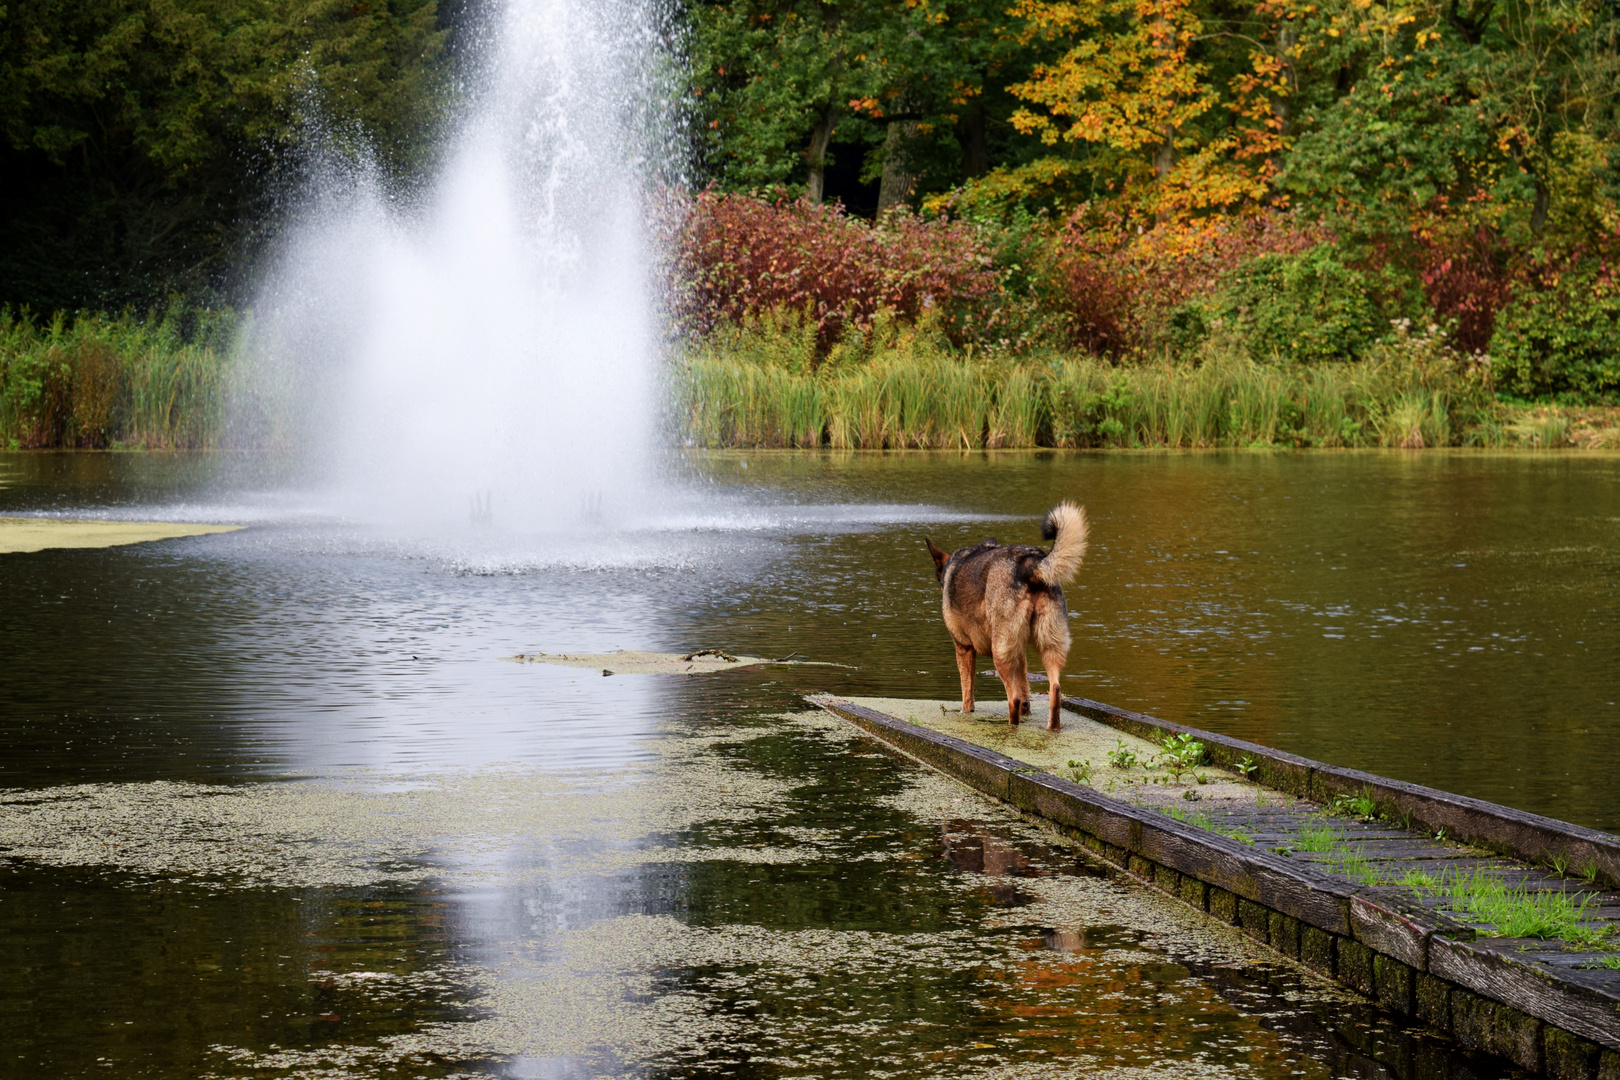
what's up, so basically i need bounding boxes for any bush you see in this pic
[1038,208,1327,359]
[1417,226,1515,354]
[1202,244,1384,364]
[1489,258,1620,400]
[671,190,999,350]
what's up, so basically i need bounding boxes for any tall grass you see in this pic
[674,314,1501,450]
[0,306,234,449]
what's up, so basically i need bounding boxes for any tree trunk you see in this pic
[956,103,988,181]
[806,106,837,203]
[1530,178,1550,237]
[1153,135,1175,181]
[877,120,920,213]
[1274,22,1296,137]
[1271,21,1297,179]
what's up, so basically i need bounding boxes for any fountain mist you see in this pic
[236,0,674,533]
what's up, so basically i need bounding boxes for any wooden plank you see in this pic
[1430,936,1620,1052]
[1063,695,1323,798]
[1135,819,1355,934]
[1064,694,1620,891]
[1349,892,1477,971]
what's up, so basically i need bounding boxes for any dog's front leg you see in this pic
[954,642,976,713]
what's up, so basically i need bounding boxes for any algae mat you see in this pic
[0,517,242,554]
[845,696,1277,812]
[0,711,1367,1078]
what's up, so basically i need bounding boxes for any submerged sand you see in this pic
[0,517,242,554]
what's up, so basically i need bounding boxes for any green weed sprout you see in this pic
[1107,741,1139,770]
[1294,824,1343,853]
[1160,732,1207,769]
[1327,787,1378,820]
[1163,805,1254,845]
[1291,823,1381,884]
[1065,759,1094,785]
[1407,868,1606,946]
[1235,755,1259,780]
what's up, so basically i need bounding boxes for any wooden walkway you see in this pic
[815,693,1620,1074]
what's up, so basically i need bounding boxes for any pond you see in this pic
[3,448,1616,1078]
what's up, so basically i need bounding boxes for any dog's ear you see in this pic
[925,538,950,582]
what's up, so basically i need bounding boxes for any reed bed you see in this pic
[0,307,234,449]
[675,324,1500,450]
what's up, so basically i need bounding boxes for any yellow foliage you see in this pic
[1005,0,1300,220]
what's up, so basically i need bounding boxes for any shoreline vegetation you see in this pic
[4,309,1616,452]
[678,329,1620,451]
[7,0,1620,454]
[0,307,232,450]
[4,194,1620,453]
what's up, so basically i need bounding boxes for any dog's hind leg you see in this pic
[954,642,976,713]
[1034,601,1072,731]
[992,649,1028,725]
[1041,646,1066,730]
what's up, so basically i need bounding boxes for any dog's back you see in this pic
[937,541,1046,653]
[926,502,1089,727]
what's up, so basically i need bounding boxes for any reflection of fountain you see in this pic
[238,0,672,533]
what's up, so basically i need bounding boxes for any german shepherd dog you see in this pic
[925,502,1089,729]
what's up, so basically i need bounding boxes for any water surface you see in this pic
[4,448,1615,1078]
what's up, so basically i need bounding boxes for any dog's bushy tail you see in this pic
[1036,501,1088,585]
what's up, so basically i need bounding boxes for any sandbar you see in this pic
[0,517,243,554]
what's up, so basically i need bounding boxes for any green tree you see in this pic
[1280,0,1619,241]
[687,0,1056,208]
[0,0,447,310]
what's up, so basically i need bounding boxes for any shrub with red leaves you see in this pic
[671,190,998,347]
[1416,227,1514,354]
[1041,207,1326,358]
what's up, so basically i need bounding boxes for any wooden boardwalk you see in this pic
[815,693,1620,1076]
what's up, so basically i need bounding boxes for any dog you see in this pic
[925,502,1089,729]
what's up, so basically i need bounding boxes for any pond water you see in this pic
[3,448,1616,1079]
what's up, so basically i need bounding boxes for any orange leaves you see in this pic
[1002,0,1310,221]
[1008,0,1214,160]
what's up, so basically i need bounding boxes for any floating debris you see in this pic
[506,648,846,675]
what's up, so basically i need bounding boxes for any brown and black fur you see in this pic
[925,502,1089,729]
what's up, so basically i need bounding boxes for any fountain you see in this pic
[235,0,675,534]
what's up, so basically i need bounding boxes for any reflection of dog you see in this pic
[926,502,1089,729]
